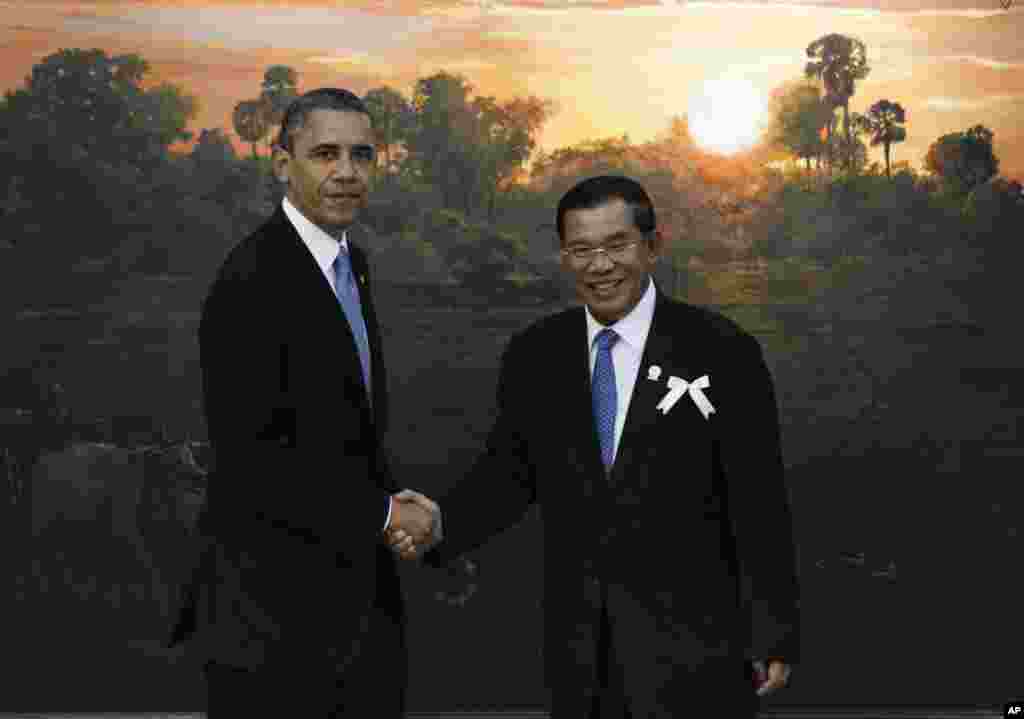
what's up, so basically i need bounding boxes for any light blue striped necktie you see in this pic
[332,245,372,402]
[592,327,619,472]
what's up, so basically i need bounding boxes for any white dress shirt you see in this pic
[281,195,350,294]
[280,197,395,530]
[585,277,657,464]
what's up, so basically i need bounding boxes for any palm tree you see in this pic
[829,112,870,174]
[232,98,269,160]
[854,100,906,178]
[805,34,871,173]
[259,65,298,155]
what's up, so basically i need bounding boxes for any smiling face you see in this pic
[560,198,661,326]
[273,108,376,235]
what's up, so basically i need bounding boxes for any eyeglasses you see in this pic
[560,239,642,265]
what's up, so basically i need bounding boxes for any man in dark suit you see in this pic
[166,88,438,717]
[388,175,801,719]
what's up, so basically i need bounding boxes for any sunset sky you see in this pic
[3,0,1023,179]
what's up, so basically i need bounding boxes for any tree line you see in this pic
[1,42,1021,305]
[769,31,1007,197]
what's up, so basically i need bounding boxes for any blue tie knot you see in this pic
[596,327,619,352]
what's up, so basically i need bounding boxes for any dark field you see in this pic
[2,257,1022,712]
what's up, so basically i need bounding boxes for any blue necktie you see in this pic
[332,246,372,401]
[592,328,619,472]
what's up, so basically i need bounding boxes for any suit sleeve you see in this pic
[423,333,538,568]
[718,330,802,666]
[200,262,391,551]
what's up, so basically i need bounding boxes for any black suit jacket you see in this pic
[424,284,801,718]
[166,205,404,684]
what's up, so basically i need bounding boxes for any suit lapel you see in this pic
[346,230,375,345]
[346,232,388,428]
[609,290,704,486]
[271,206,371,413]
[564,307,606,478]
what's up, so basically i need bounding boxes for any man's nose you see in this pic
[589,250,615,271]
[331,153,357,179]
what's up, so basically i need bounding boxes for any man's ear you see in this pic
[271,147,290,185]
[649,229,665,259]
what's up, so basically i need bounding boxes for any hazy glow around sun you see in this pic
[688,78,769,155]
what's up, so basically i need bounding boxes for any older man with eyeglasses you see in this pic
[387,175,801,719]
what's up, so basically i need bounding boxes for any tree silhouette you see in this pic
[259,65,298,154]
[184,127,269,228]
[924,124,999,196]
[641,115,701,187]
[470,94,554,221]
[405,72,550,218]
[232,98,269,160]
[854,100,906,179]
[829,111,870,175]
[141,83,201,149]
[109,53,150,89]
[362,86,415,185]
[768,80,830,181]
[0,48,198,257]
[530,135,633,190]
[805,34,871,173]
[1,49,196,166]
[406,72,478,212]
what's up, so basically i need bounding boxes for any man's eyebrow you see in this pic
[569,230,629,246]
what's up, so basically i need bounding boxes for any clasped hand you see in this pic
[384,489,442,560]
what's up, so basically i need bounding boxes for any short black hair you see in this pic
[556,175,657,245]
[275,88,373,155]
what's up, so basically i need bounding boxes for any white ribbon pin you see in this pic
[647,365,662,382]
[656,374,716,420]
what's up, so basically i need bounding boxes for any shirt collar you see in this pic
[281,195,349,276]
[585,276,656,354]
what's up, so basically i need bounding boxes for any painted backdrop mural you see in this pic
[1,0,1021,712]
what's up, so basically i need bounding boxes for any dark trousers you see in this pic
[589,587,632,719]
[204,605,406,718]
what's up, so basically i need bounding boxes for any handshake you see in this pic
[384,489,443,561]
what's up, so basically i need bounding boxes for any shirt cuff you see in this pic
[383,495,393,532]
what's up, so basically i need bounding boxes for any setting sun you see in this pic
[688,78,769,155]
